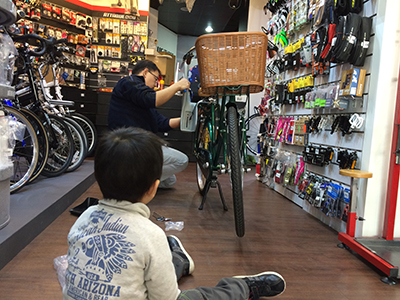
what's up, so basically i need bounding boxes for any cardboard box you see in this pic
[157,51,176,85]
[145,54,170,75]
[339,68,366,97]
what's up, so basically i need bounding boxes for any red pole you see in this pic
[383,67,400,240]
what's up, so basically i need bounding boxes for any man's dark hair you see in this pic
[132,60,161,76]
[95,127,164,202]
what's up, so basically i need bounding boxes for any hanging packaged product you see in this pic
[0,32,18,86]
[113,19,120,34]
[113,33,120,44]
[42,3,52,19]
[70,11,76,26]
[77,34,89,44]
[112,47,121,58]
[79,71,86,89]
[62,8,71,23]
[76,45,86,57]
[90,46,98,63]
[52,5,62,20]
[31,7,41,20]
[76,13,88,29]
[111,61,121,73]
[339,68,366,97]
[105,33,113,44]
[105,46,112,57]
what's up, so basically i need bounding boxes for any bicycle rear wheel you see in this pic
[245,113,263,155]
[195,118,213,195]
[42,115,74,177]
[69,112,97,157]
[63,117,87,172]
[3,106,39,193]
[227,106,245,237]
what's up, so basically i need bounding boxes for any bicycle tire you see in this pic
[42,115,74,177]
[19,108,49,183]
[196,162,207,195]
[3,106,40,193]
[63,117,87,172]
[195,118,212,195]
[69,112,97,157]
[227,106,245,237]
[245,113,263,155]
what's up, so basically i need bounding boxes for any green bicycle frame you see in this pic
[194,86,249,179]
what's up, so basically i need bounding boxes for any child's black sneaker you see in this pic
[167,235,195,276]
[234,271,286,299]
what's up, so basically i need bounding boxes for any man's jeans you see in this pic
[159,146,188,188]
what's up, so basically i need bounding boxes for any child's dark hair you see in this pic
[132,60,161,76]
[95,127,164,202]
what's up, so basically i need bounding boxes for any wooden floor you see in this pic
[0,162,399,299]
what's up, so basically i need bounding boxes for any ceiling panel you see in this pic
[151,0,247,37]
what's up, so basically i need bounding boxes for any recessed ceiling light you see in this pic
[205,25,213,33]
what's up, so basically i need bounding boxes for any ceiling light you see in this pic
[205,25,213,33]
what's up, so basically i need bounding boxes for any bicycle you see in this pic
[11,33,75,177]
[187,32,268,237]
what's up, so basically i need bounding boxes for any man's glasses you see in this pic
[148,70,159,81]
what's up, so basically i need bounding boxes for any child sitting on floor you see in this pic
[63,127,285,300]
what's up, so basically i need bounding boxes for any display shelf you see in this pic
[0,161,95,270]
[0,0,16,26]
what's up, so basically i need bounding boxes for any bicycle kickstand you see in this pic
[198,175,228,211]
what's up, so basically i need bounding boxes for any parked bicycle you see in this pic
[3,28,96,192]
[181,32,268,237]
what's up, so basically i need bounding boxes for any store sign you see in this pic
[64,0,149,16]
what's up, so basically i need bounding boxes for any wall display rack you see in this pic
[258,0,400,282]
[258,0,375,233]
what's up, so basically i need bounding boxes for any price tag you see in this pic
[235,95,247,103]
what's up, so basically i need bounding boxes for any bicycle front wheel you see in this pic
[69,112,97,157]
[227,106,245,237]
[63,117,88,172]
[19,108,49,183]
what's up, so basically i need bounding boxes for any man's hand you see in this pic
[175,78,190,91]
[155,79,190,107]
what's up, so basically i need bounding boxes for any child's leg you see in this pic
[177,272,286,300]
[168,236,195,280]
[177,277,249,300]
[160,146,188,188]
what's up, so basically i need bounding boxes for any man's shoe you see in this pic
[167,235,195,275]
[158,175,176,189]
[234,272,286,298]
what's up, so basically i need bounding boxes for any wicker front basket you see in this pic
[195,32,268,96]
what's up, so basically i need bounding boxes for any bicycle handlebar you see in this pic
[12,34,48,56]
[182,46,196,65]
[12,34,68,57]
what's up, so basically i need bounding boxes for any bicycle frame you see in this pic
[194,87,249,179]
